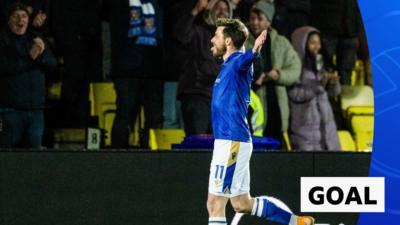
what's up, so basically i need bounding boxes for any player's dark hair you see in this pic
[216,18,249,50]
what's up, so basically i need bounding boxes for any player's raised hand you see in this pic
[252,30,267,54]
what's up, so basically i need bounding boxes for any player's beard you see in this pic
[213,44,227,58]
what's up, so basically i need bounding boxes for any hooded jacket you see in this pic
[202,0,233,26]
[288,26,341,151]
[174,0,232,100]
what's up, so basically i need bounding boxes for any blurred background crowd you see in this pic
[0,0,374,151]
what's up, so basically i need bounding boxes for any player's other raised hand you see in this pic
[252,30,267,54]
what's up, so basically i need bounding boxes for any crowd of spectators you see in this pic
[0,0,368,150]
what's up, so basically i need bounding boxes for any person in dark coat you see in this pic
[174,0,233,136]
[288,26,341,151]
[107,0,164,148]
[310,0,360,85]
[272,0,311,38]
[52,0,103,127]
[0,2,56,148]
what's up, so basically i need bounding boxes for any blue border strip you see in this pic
[358,0,400,224]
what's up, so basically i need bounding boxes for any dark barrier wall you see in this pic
[0,151,370,225]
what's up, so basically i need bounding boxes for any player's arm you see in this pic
[237,30,267,72]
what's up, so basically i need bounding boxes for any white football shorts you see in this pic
[208,139,253,198]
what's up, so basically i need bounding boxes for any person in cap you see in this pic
[244,0,301,148]
[0,2,56,148]
[0,0,50,34]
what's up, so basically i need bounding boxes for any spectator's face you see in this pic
[307,33,321,56]
[249,11,270,36]
[211,27,227,57]
[8,10,29,35]
[212,1,229,19]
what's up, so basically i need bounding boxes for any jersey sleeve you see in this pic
[235,49,258,73]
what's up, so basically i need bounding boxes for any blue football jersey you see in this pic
[211,50,257,142]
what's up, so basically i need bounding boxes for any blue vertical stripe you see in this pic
[222,163,236,193]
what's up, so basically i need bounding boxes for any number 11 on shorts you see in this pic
[215,165,224,179]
